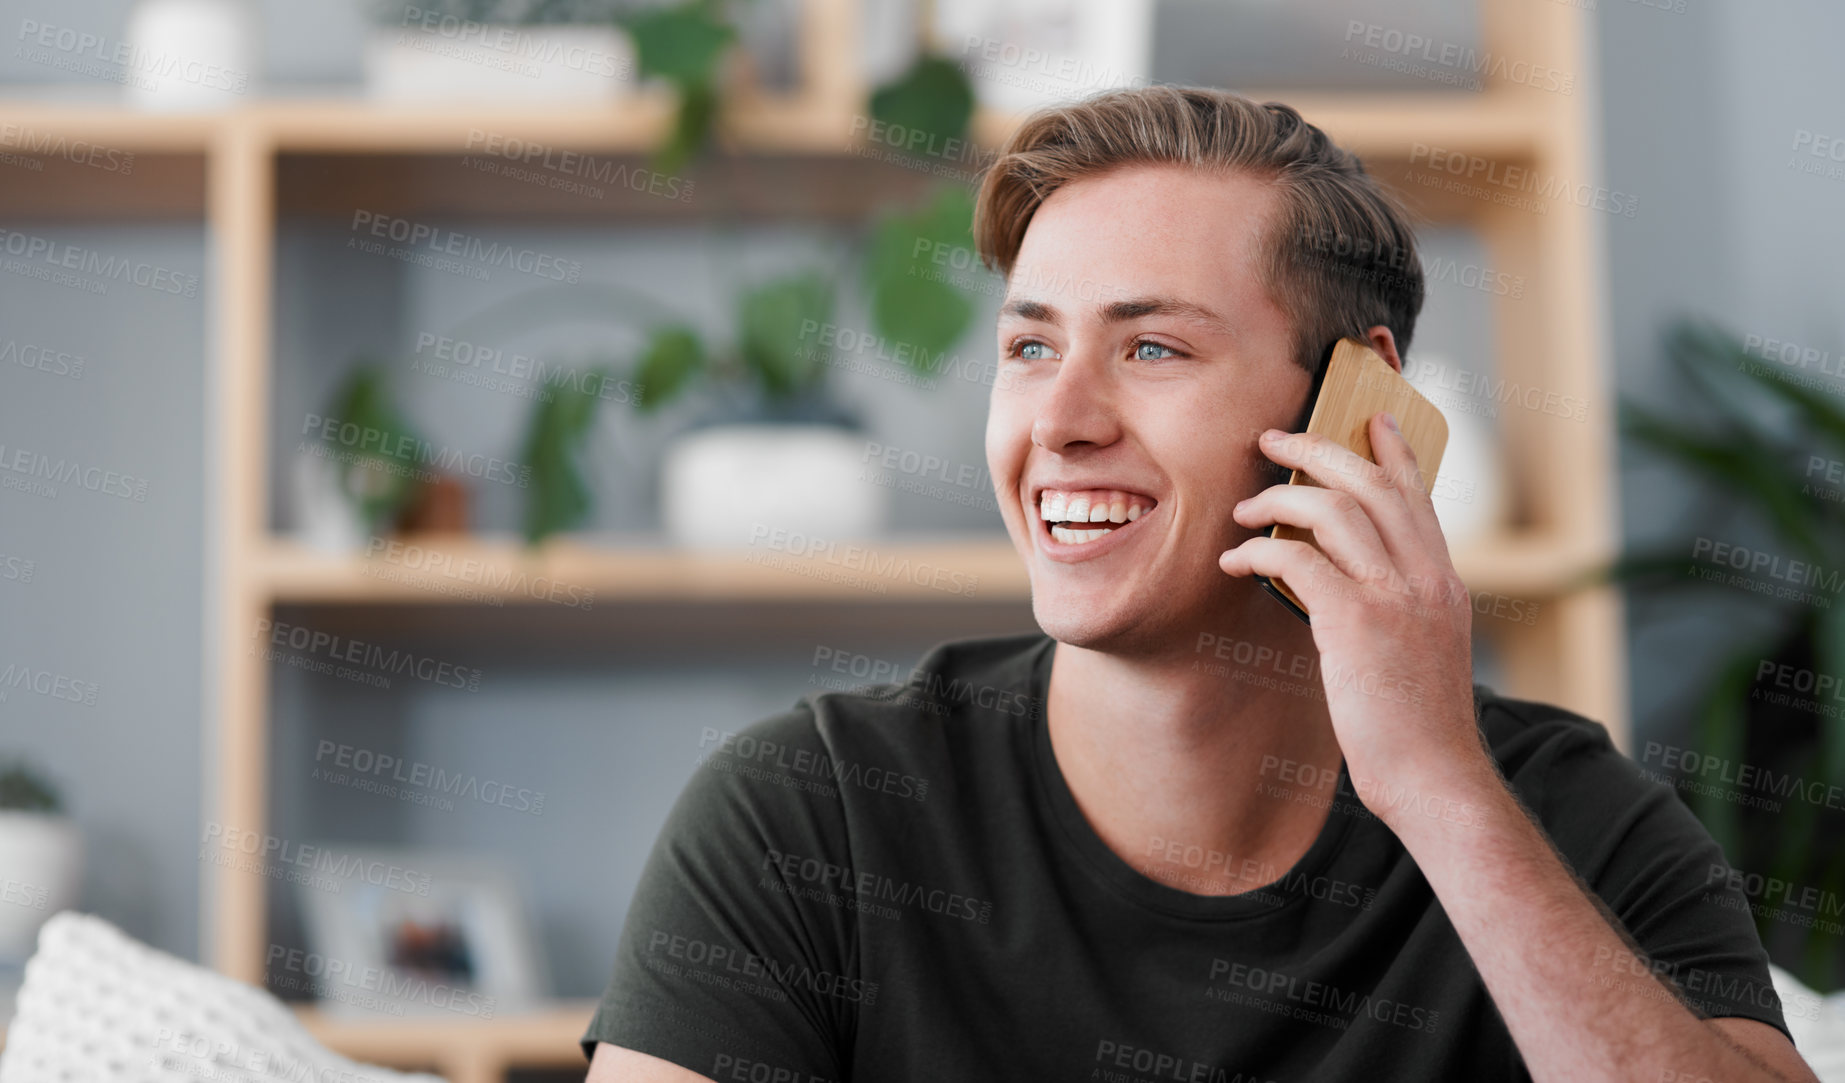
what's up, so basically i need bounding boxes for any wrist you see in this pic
[1353,743,1509,838]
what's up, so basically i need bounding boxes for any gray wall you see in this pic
[0,226,206,957]
[1598,1,1845,744]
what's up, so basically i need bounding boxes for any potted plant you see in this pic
[363,0,638,103]
[627,270,897,550]
[449,10,989,548]
[1597,317,1845,990]
[290,362,437,552]
[0,760,81,972]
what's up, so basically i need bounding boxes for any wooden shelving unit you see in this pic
[0,0,1624,1078]
[297,1001,598,1083]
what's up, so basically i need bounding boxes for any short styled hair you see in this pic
[972,85,1425,375]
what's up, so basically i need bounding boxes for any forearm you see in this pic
[1385,757,1793,1083]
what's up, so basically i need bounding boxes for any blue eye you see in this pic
[1134,340,1179,361]
[1013,340,1058,360]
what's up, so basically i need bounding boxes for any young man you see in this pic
[585,86,1817,1081]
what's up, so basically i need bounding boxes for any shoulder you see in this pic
[1471,684,1669,838]
[1471,684,1712,879]
[1473,683,1627,779]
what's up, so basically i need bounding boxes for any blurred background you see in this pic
[1,0,1843,1079]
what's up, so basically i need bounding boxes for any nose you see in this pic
[1030,346,1121,453]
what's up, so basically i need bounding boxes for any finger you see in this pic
[1259,427,1425,569]
[1232,483,1398,589]
[1219,534,1358,616]
[1367,411,1452,562]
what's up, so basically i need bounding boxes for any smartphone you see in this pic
[1256,337,1450,623]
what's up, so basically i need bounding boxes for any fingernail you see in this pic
[1383,411,1400,432]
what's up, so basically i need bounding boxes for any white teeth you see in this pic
[1036,488,1156,532]
[1050,525,1112,544]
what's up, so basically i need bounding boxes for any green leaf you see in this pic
[866,185,979,367]
[1718,349,1845,459]
[518,367,608,545]
[619,1,735,173]
[869,55,975,156]
[737,272,834,399]
[1688,647,1765,857]
[324,361,423,530]
[620,2,735,86]
[1816,599,1845,785]
[630,326,706,413]
[1621,401,1827,562]
[1802,853,1845,988]
[654,80,718,176]
[872,276,971,365]
[1590,547,1706,592]
[0,759,60,812]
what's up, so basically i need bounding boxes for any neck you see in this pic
[1044,594,1344,896]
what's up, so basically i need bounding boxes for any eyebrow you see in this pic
[999,295,1238,338]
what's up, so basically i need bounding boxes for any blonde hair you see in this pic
[973,85,1424,374]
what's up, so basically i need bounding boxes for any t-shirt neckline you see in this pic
[1024,634,1360,921]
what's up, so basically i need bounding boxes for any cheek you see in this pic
[985,391,1028,463]
[983,419,1022,514]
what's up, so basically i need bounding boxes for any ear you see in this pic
[1363,325,1403,374]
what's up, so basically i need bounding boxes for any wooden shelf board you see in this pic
[296,999,596,1069]
[253,528,1605,607]
[273,147,949,223]
[0,88,1550,160]
[0,91,1555,223]
[259,92,682,154]
[0,100,219,151]
[257,532,1031,604]
[974,90,1552,163]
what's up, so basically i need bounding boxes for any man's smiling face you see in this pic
[986,163,1314,650]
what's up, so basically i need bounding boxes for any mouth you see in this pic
[1033,487,1160,557]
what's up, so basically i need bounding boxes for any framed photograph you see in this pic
[294,847,550,1019]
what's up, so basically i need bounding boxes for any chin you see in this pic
[1032,595,1163,655]
[1031,573,1247,655]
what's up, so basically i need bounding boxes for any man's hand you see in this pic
[1218,410,1492,822]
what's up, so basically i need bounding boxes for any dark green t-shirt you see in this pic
[582,631,1793,1081]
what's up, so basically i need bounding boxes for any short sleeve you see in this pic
[1495,702,1797,1044]
[580,703,860,1078]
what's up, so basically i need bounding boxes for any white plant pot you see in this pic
[0,812,82,965]
[288,446,369,554]
[932,0,1153,114]
[364,23,635,103]
[662,424,888,550]
[122,0,257,111]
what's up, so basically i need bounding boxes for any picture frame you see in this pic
[293,846,550,1019]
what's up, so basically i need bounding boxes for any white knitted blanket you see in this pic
[0,912,444,1083]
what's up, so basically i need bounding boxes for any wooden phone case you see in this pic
[1258,338,1450,623]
